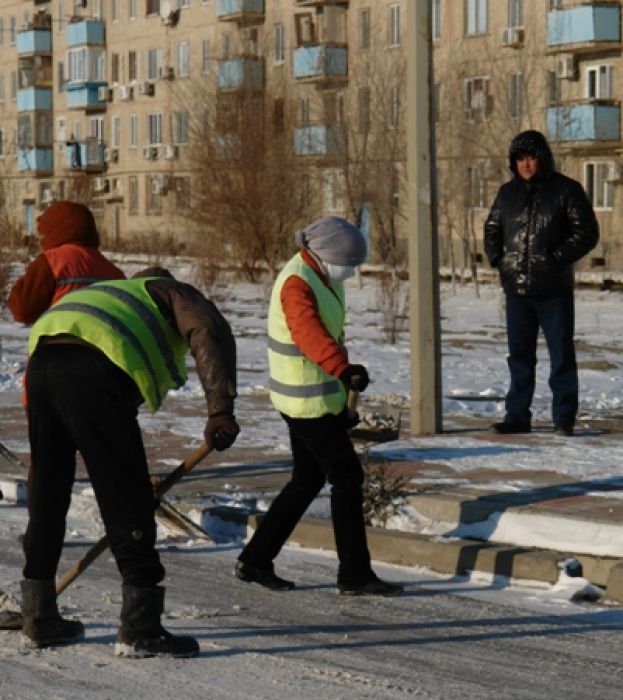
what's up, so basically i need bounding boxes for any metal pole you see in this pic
[406,0,442,434]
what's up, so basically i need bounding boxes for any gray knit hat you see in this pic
[295,216,367,266]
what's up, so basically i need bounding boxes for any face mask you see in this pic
[325,264,356,284]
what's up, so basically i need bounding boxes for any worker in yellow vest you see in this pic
[20,268,239,657]
[235,216,403,596]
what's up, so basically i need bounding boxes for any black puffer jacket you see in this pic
[484,130,599,296]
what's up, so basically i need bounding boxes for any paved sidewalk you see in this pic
[3,417,623,602]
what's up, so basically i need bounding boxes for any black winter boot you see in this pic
[114,585,199,658]
[20,579,84,649]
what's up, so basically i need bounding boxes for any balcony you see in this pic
[66,19,105,47]
[18,147,53,174]
[65,139,106,171]
[64,83,108,111]
[547,5,621,53]
[547,102,620,142]
[293,45,348,83]
[216,0,265,25]
[217,58,264,90]
[294,124,345,157]
[17,87,52,112]
[17,29,52,55]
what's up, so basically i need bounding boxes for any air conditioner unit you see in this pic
[556,56,577,80]
[142,145,159,160]
[97,86,112,102]
[162,144,178,160]
[158,65,175,81]
[606,162,622,182]
[41,189,55,204]
[151,175,170,196]
[501,27,524,47]
[118,85,133,101]
[138,81,155,97]
[93,177,109,193]
[104,147,119,163]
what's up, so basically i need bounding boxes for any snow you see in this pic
[3,263,623,694]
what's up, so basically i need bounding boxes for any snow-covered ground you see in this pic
[3,264,623,694]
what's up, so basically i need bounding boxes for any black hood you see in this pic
[508,130,555,177]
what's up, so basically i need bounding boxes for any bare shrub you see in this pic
[362,460,409,528]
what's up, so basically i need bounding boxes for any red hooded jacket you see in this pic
[7,201,125,324]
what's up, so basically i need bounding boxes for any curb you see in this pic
[184,506,623,598]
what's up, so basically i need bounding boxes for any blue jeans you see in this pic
[504,292,577,428]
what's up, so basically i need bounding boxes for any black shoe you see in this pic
[338,576,404,597]
[234,560,295,591]
[491,421,531,435]
[554,425,574,436]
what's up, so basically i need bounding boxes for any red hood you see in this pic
[38,200,100,250]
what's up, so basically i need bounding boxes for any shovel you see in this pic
[347,390,401,444]
[0,441,213,629]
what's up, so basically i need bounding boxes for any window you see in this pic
[466,165,486,208]
[464,77,490,120]
[93,0,104,19]
[548,70,561,105]
[0,129,4,157]
[147,48,161,81]
[130,113,137,148]
[322,169,346,212]
[174,111,189,143]
[586,64,613,100]
[175,177,190,209]
[222,33,231,60]
[585,162,614,209]
[433,82,440,123]
[0,76,4,103]
[202,40,210,74]
[177,0,190,8]
[549,0,562,9]
[147,113,162,144]
[359,9,371,50]
[146,0,161,15]
[388,4,401,47]
[112,116,121,148]
[57,118,66,151]
[129,176,139,214]
[176,42,190,77]
[112,0,120,21]
[389,85,401,129]
[274,24,285,63]
[299,96,310,125]
[0,19,3,46]
[57,4,65,32]
[129,0,137,19]
[273,98,284,133]
[245,28,260,57]
[9,17,16,45]
[509,72,523,119]
[465,0,488,36]
[74,121,82,141]
[128,51,137,82]
[508,0,523,29]
[432,0,441,41]
[10,71,16,100]
[66,47,105,83]
[90,116,104,142]
[111,53,120,84]
[146,175,163,214]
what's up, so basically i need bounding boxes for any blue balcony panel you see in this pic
[547,104,620,142]
[17,87,52,112]
[17,29,52,55]
[216,0,264,19]
[547,6,620,47]
[66,19,105,47]
[293,45,348,80]
[217,59,264,90]
[65,141,105,169]
[294,125,345,156]
[18,147,53,173]
[64,82,108,110]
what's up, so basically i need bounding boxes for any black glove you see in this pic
[339,364,370,392]
[204,413,240,451]
[340,407,361,429]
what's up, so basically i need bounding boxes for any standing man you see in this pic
[21,268,239,658]
[484,130,599,436]
[235,217,402,596]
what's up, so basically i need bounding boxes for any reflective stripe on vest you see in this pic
[28,278,187,412]
[268,253,346,417]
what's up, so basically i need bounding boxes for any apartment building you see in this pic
[433,0,622,271]
[2,1,620,269]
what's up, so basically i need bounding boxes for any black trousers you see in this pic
[239,412,372,586]
[24,343,165,587]
[505,291,578,428]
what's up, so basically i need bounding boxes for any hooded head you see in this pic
[295,216,367,267]
[508,130,555,178]
[37,200,99,250]
[132,266,175,280]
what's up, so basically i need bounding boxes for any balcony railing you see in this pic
[547,5,621,51]
[18,147,53,173]
[217,58,264,90]
[66,19,105,47]
[294,124,345,157]
[17,29,52,55]
[17,87,52,112]
[547,102,620,142]
[293,45,347,82]
[216,0,265,24]
[65,139,106,171]
[64,83,108,111]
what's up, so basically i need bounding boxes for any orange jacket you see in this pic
[280,248,349,379]
[7,201,125,324]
